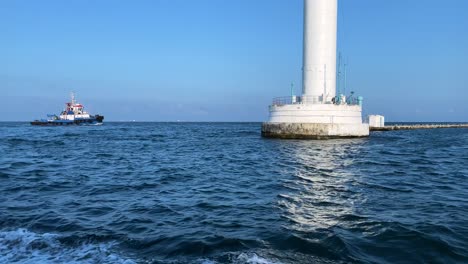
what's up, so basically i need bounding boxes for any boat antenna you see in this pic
[71,91,78,105]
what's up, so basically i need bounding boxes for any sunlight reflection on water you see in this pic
[278,139,367,230]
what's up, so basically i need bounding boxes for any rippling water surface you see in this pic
[0,122,467,263]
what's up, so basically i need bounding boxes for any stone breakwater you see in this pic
[371,124,468,131]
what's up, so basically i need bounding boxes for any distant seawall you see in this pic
[371,124,468,131]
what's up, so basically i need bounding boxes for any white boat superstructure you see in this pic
[59,92,92,121]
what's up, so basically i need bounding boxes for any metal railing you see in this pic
[271,95,362,106]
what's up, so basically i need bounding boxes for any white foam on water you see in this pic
[0,228,135,264]
[200,260,217,264]
[236,253,280,264]
[200,253,281,264]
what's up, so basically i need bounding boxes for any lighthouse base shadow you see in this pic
[261,122,369,140]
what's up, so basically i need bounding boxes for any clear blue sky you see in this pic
[1,0,467,121]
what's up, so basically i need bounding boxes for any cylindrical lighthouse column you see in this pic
[302,0,337,103]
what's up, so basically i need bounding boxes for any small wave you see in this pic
[6,138,65,146]
[0,171,10,179]
[236,253,280,264]
[10,161,33,167]
[0,229,135,264]
[200,253,281,264]
[62,132,81,137]
[235,131,260,136]
[96,153,114,158]
[6,138,30,144]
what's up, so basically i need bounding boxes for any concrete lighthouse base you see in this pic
[261,103,370,139]
[261,122,369,139]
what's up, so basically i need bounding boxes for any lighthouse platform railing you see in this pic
[271,95,362,106]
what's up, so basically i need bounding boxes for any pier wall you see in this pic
[371,124,468,131]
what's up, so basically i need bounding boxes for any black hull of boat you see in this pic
[31,115,104,126]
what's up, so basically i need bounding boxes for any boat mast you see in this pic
[71,91,76,105]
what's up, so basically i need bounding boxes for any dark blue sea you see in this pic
[1,122,467,264]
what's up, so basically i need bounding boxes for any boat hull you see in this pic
[31,115,104,126]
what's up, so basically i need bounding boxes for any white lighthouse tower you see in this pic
[303,0,337,103]
[262,0,369,139]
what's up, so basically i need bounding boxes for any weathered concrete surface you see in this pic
[262,122,369,139]
[371,124,468,131]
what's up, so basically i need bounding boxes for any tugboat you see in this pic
[31,93,104,126]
